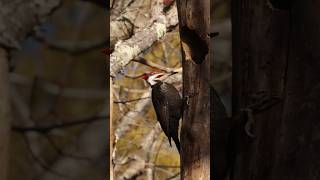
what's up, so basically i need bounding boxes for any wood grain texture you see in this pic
[232,0,320,179]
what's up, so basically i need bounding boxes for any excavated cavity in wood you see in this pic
[268,0,295,10]
[179,26,208,64]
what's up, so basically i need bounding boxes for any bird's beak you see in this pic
[169,71,178,76]
[157,71,178,81]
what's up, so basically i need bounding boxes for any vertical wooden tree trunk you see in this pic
[176,0,211,179]
[232,0,320,179]
[109,78,113,179]
[0,48,11,180]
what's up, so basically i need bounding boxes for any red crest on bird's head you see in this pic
[141,71,164,80]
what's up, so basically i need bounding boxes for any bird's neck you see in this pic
[150,81,162,88]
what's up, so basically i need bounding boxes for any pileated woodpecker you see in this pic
[141,71,182,153]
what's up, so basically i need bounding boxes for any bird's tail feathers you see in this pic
[168,137,172,147]
[173,137,180,153]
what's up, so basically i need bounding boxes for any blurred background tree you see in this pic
[4,0,108,179]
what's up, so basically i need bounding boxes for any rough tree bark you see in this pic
[232,0,320,179]
[0,48,11,180]
[109,78,113,179]
[176,0,211,179]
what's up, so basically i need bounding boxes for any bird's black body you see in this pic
[151,81,182,152]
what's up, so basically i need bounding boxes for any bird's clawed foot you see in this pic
[241,108,256,138]
[183,92,198,106]
[241,91,283,138]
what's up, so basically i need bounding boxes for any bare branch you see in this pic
[114,91,151,140]
[34,34,107,54]
[10,73,106,99]
[22,135,71,179]
[113,97,150,104]
[119,71,145,79]
[43,134,92,162]
[0,0,61,48]
[166,172,180,180]
[36,112,107,180]
[116,126,162,179]
[113,85,148,93]
[12,115,107,133]
[110,2,179,77]
[132,57,179,72]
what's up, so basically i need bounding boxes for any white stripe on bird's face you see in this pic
[147,73,164,86]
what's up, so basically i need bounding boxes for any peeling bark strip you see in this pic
[179,26,208,64]
[0,0,61,48]
[176,0,210,179]
[110,23,166,77]
[110,5,178,77]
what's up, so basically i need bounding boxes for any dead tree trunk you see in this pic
[232,0,320,179]
[176,0,211,179]
[0,48,11,180]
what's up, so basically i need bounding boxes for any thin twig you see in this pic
[113,97,150,104]
[12,115,107,133]
[43,134,93,162]
[22,135,71,180]
[165,172,180,180]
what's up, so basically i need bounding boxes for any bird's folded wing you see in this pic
[152,91,170,137]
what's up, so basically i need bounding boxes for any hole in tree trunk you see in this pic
[268,0,295,10]
[179,26,208,64]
